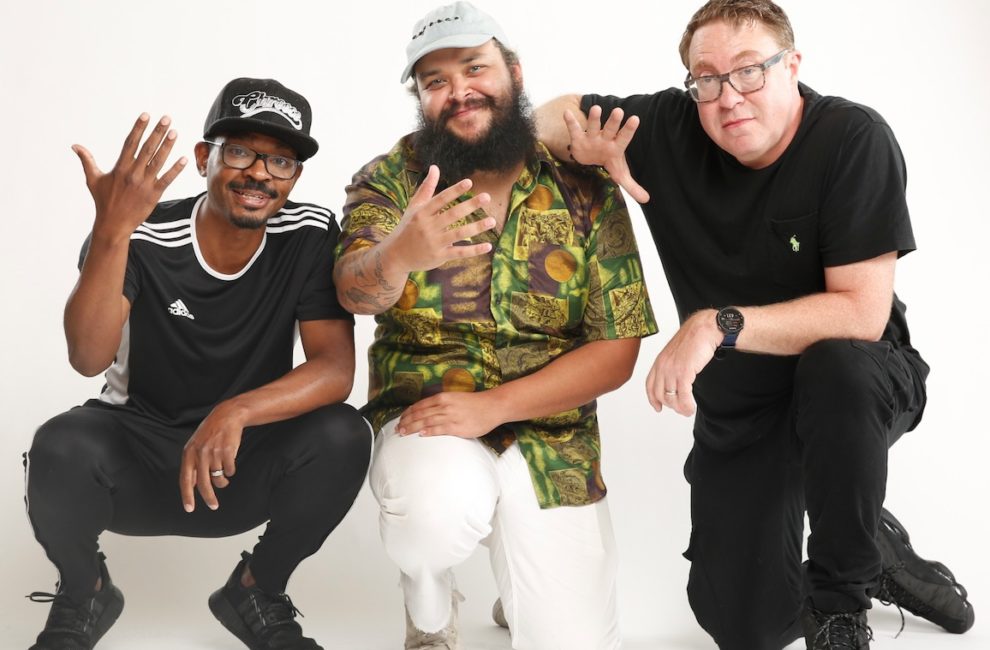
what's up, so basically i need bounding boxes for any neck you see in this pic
[196,197,267,275]
[468,159,526,232]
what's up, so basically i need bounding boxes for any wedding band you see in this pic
[664,389,678,396]
[210,469,224,478]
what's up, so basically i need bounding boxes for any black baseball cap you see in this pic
[203,78,319,161]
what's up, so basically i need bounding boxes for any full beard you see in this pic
[415,80,537,184]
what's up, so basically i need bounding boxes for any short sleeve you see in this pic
[335,152,412,261]
[819,119,915,267]
[581,181,658,341]
[297,220,354,322]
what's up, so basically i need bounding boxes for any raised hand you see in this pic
[386,165,496,272]
[73,113,187,240]
[565,105,650,204]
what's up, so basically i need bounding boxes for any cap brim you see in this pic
[204,117,319,161]
[400,34,499,83]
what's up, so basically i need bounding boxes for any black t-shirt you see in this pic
[79,193,352,428]
[583,84,922,450]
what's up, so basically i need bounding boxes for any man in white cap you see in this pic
[24,78,370,650]
[334,3,657,649]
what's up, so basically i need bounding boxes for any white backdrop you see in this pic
[2,1,988,648]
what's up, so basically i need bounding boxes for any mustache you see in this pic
[438,95,496,123]
[227,180,278,199]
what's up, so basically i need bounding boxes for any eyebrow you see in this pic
[692,49,765,75]
[416,52,486,80]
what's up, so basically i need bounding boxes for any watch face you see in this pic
[717,307,744,333]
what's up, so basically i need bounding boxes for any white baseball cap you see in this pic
[401,2,510,83]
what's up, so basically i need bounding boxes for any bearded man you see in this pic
[332,3,657,649]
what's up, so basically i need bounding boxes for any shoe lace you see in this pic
[813,612,873,649]
[877,559,971,638]
[26,591,95,641]
[246,591,322,649]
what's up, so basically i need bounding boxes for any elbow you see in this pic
[67,349,110,377]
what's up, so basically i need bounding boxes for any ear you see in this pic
[510,62,523,88]
[786,49,802,82]
[193,141,211,176]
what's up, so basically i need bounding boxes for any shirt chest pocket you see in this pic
[765,211,825,297]
[500,208,584,332]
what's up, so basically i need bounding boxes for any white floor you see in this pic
[7,532,985,650]
[7,598,984,649]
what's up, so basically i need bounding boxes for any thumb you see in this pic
[609,161,651,204]
[71,145,101,184]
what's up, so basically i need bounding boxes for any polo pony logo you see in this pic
[232,91,303,130]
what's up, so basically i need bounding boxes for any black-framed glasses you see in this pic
[204,141,301,179]
[684,49,790,103]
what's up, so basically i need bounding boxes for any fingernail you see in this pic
[166,130,177,140]
[209,503,219,511]
[139,112,150,121]
[183,503,193,513]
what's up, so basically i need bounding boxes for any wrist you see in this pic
[211,398,252,428]
[715,306,745,350]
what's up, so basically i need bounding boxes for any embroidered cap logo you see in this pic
[231,91,304,131]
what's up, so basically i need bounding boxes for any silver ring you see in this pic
[664,389,678,396]
[209,469,224,478]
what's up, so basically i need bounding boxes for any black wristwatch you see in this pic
[716,307,744,349]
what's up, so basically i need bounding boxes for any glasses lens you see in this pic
[730,66,766,94]
[265,156,298,179]
[691,77,722,103]
[222,144,255,170]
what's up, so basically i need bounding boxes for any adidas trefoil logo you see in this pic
[168,299,195,320]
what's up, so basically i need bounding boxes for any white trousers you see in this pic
[370,418,621,650]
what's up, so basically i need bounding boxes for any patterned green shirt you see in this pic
[338,135,657,508]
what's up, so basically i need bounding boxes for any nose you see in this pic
[449,74,471,103]
[244,155,272,181]
[718,80,744,110]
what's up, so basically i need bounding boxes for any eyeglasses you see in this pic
[204,141,301,179]
[684,49,790,103]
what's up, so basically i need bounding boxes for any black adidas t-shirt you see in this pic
[583,84,922,450]
[79,193,352,428]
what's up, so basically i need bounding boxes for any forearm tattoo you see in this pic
[340,248,403,311]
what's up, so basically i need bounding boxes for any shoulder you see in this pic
[128,195,199,250]
[582,88,693,120]
[267,200,339,243]
[352,134,420,182]
[802,85,895,139]
[144,195,199,225]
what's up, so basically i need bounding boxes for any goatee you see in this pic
[415,79,537,184]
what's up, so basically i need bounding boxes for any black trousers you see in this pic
[25,400,371,601]
[684,339,928,650]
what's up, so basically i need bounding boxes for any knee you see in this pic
[376,460,494,570]
[291,404,372,471]
[29,411,102,476]
[27,411,111,499]
[794,340,888,417]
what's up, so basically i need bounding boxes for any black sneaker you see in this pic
[27,552,125,650]
[801,605,872,649]
[209,551,323,650]
[874,507,975,634]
